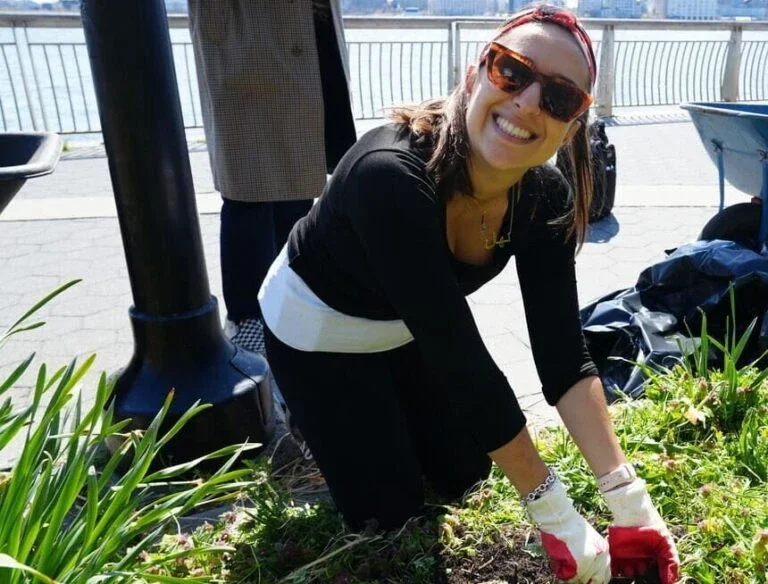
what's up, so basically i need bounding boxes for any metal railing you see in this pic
[0,12,767,134]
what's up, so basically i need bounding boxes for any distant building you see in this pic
[717,0,768,19]
[509,0,566,12]
[399,0,429,12]
[577,0,604,16]
[667,0,718,19]
[428,0,499,15]
[578,0,644,17]
[614,0,644,17]
[0,0,41,9]
[343,0,389,12]
[646,0,667,17]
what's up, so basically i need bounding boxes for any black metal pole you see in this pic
[81,0,273,463]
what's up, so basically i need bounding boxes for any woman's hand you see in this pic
[603,478,680,583]
[526,480,611,583]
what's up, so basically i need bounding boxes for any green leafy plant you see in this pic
[676,287,768,433]
[0,280,259,583]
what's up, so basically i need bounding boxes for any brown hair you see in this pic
[389,83,472,202]
[388,23,594,249]
[554,111,593,250]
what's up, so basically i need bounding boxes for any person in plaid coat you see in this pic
[189,0,356,353]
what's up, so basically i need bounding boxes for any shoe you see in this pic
[224,317,266,355]
[285,407,314,462]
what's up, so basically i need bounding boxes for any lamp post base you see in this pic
[110,295,274,465]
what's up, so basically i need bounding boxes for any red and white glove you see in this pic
[526,479,611,583]
[603,478,680,583]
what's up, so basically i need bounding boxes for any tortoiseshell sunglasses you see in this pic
[483,41,593,123]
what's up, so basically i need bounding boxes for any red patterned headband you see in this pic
[481,6,597,86]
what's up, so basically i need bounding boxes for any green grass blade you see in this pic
[729,284,737,350]
[748,366,768,390]
[2,322,47,342]
[154,400,211,450]
[0,354,35,396]
[14,459,55,564]
[4,279,81,334]
[134,573,211,583]
[0,554,57,584]
[138,545,236,569]
[729,318,757,367]
[143,443,259,483]
[698,312,710,376]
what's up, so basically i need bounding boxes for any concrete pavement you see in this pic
[0,114,751,466]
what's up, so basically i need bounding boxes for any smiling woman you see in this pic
[257,5,680,584]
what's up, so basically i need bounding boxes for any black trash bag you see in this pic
[556,118,617,223]
[580,239,768,401]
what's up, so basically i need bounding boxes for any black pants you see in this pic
[220,198,313,323]
[264,327,492,531]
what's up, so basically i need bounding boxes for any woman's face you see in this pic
[465,22,592,179]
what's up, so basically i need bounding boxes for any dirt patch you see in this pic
[437,527,555,584]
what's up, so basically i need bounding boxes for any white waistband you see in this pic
[258,245,414,353]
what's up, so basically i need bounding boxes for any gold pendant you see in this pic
[495,234,511,248]
[483,232,512,250]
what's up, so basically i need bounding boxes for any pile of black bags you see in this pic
[580,239,768,401]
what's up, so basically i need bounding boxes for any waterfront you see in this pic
[0,18,767,137]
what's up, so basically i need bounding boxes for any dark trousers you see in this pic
[220,198,313,323]
[264,326,492,531]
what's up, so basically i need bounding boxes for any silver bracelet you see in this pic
[523,467,558,504]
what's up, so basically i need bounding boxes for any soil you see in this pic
[436,527,555,584]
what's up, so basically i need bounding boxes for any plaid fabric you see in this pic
[188,0,350,203]
[226,317,266,355]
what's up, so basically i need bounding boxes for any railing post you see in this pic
[23,25,49,131]
[595,24,615,118]
[446,21,453,94]
[721,26,742,102]
[12,24,39,131]
[453,21,462,88]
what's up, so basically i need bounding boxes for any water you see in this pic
[0,24,766,140]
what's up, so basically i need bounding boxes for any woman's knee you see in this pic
[426,455,492,503]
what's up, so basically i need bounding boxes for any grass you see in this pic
[1,282,766,583]
[140,298,768,583]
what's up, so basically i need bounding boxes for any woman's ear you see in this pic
[564,120,583,144]
[464,65,478,94]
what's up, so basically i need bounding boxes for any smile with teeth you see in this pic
[494,115,534,140]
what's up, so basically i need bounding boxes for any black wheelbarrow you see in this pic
[680,102,768,251]
[0,132,62,216]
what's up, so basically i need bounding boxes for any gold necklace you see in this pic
[467,183,521,250]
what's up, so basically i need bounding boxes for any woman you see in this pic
[259,6,680,583]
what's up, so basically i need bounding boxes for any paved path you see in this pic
[0,115,749,466]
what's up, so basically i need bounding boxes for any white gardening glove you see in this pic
[603,478,680,583]
[526,479,611,583]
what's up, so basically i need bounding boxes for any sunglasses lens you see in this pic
[485,43,590,123]
[542,81,587,122]
[490,52,534,93]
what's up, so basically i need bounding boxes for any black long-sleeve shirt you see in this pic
[286,123,598,451]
